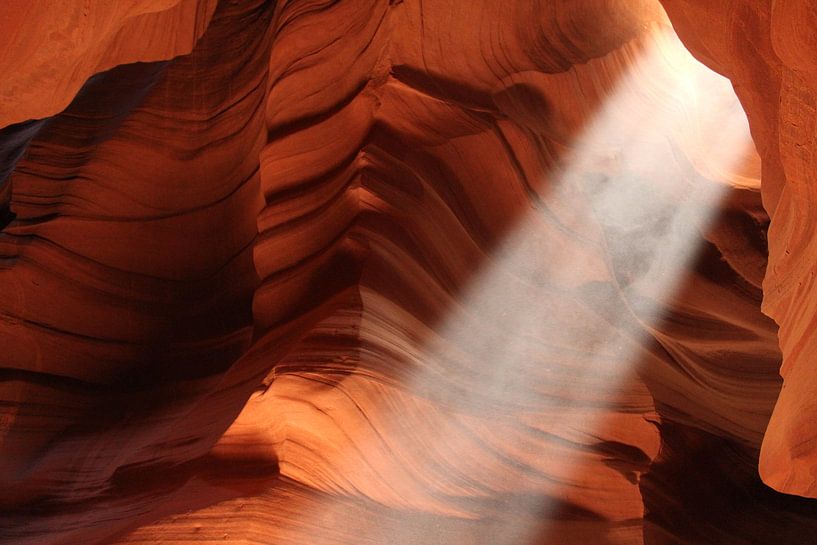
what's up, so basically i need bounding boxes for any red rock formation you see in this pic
[2,1,817,544]
[660,0,817,501]
[1,2,272,541]
[0,0,218,127]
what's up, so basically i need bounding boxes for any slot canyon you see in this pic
[3,0,817,543]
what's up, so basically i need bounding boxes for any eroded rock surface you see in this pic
[660,0,817,501]
[2,1,817,544]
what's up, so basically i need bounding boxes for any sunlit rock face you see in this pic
[0,0,218,127]
[659,0,817,503]
[2,1,817,544]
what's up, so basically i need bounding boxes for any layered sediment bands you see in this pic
[241,1,671,541]
[660,0,817,499]
[119,2,799,545]
[0,0,218,127]
[1,1,273,542]
[0,120,45,228]
[3,0,817,544]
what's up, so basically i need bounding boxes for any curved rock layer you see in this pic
[659,0,817,501]
[0,0,218,127]
[2,1,817,544]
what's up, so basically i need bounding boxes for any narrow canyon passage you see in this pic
[2,1,817,544]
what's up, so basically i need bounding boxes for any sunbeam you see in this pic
[207,15,756,545]
[354,22,756,544]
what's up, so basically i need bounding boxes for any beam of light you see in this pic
[211,17,757,545]
[353,22,756,544]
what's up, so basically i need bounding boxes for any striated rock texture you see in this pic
[659,0,817,502]
[1,1,817,544]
